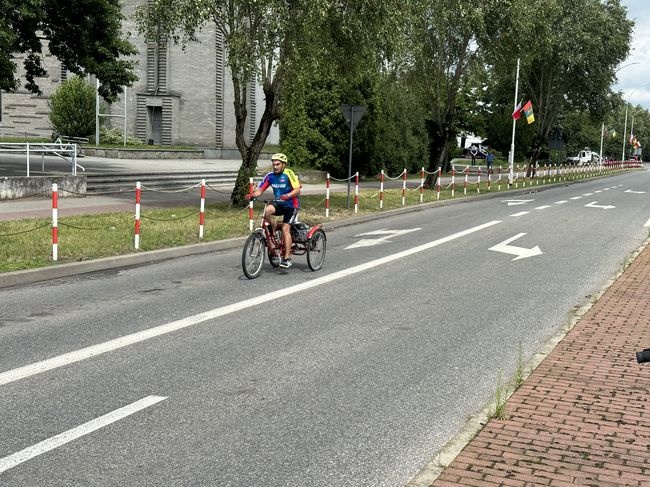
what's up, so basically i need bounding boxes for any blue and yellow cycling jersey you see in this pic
[259,168,301,208]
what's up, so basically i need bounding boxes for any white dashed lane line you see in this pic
[0,396,168,474]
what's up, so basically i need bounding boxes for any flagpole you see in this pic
[621,103,628,161]
[599,122,604,166]
[509,58,520,186]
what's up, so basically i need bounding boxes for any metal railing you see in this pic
[0,142,85,176]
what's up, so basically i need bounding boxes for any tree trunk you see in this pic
[423,118,453,188]
[229,76,280,206]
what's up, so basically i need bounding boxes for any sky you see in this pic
[613,0,650,109]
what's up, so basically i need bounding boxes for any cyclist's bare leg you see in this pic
[264,204,276,223]
[282,222,292,258]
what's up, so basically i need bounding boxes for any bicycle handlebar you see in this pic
[250,197,284,204]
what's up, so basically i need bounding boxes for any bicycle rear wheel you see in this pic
[242,233,265,279]
[307,229,326,271]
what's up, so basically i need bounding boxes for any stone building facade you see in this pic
[0,1,278,154]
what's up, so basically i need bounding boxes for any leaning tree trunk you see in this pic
[229,74,280,207]
[423,119,453,188]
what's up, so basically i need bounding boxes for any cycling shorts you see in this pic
[270,202,299,225]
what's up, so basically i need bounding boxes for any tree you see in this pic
[401,0,491,187]
[136,0,405,205]
[0,0,137,101]
[48,75,98,137]
[483,0,633,164]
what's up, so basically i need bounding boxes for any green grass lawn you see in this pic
[0,165,629,273]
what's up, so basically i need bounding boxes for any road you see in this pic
[1,170,649,486]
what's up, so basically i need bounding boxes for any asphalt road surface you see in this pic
[1,170,649,486]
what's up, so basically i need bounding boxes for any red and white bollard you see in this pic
[463,167,468,195]
[379,170,385,209]
[51,183,58,261]
[476,167,481,194]
[401,168,407,206]
[419,167,425,203]
[436,167,441,200]
[354,172,359,214]
[451,167,456,197]
[248,177,255,230]
[325,173,330,218]
[199,179,206,239]
[134,181,141,250]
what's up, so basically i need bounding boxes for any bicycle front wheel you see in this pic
[242,233,265,279]
[306,229,327,271]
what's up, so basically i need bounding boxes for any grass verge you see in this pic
[0,168,629,273]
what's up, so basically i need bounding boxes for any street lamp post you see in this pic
[630,111,636,159]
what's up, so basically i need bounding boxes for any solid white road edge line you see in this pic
[0,395,167,474]
[0,220,502,387]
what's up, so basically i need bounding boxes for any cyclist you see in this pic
[246,153,302,268]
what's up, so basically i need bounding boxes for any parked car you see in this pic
[566,148,600,165]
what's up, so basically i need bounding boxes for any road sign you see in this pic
[341,104,366,208]
[341,105,366,130]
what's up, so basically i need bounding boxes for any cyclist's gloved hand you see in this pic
[279,194,290,201]
[244,193,254,200]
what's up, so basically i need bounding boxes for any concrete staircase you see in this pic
[85,170,262,194]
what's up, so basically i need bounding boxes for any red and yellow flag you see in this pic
[523,100,534,124]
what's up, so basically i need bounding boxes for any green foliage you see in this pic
[280,68,428,179]
[482,0,633,160]
[100,127,145,146]
[136,0,409,204]
[357,75,429,176]
[48,76,98,138]
[399,0,491,170]
[1,0,136,101]
[280,71,345,173]
[492,371,508,420]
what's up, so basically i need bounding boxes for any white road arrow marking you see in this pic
[502,199,534,206]
[346,228,421,249]
[585,201,615,209]
[489,233,543,261]
[644,218,650,228]
[625,189,646,194]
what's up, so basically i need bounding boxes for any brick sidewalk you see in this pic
[430,241,650,486]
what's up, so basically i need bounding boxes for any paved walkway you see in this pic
[0,155,350,220]
[427,240,650,486]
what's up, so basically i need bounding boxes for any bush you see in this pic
[49,75,99,138]
[100,127,144,146]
